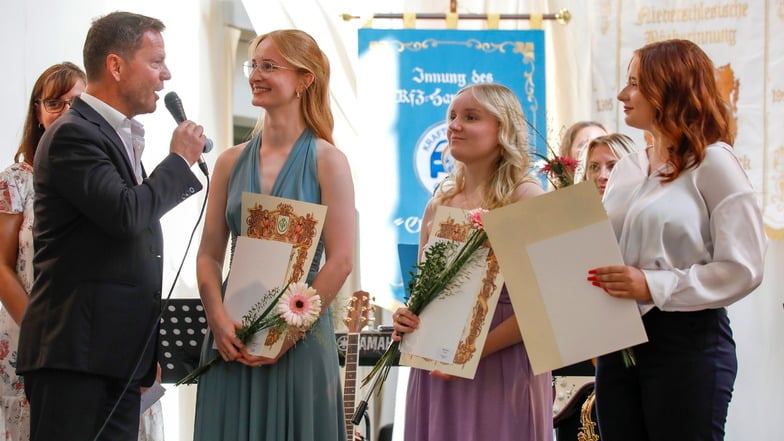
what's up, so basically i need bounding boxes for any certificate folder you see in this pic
[482,182,647,374]
[398,206,504,379]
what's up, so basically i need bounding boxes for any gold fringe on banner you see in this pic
[403,12,416,28]
[530,12,543,29]
[486,13,500,29]
[446,12,458,29]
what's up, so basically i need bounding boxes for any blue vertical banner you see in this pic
[356,29,546,308]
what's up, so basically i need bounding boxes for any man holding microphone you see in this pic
[18,11,206,440]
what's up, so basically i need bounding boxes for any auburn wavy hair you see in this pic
[433,83,538,210]
[635,39,734,181]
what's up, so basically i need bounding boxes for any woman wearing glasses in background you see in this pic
[0,62,86,441]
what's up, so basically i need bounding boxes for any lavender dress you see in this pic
[404,287,553,441]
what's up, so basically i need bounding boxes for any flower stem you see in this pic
[621,348,637,368]
[175,354,222,386]
[361,340,400,396]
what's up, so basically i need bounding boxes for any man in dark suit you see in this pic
[17,11,207,441]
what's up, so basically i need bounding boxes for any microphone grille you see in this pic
[164,92,186,123]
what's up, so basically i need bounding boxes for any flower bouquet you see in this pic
[175,282,321,385]
[360,208,489,397]
[531,149,578,189]
[524,121,578,190]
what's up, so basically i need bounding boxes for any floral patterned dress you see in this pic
[0,162,164,441]
[0,162,33,441]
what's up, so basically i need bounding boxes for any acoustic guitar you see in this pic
[342,290,371,441]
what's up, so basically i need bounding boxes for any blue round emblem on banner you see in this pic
[413,121,453,194]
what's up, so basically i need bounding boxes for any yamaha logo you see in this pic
[336,334,347,352]
[413,121,453,194]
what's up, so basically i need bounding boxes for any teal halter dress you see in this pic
[194,129,345,441]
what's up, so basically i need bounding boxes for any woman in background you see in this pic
[580,133,637,195]
[589,39,766,440]
[552,133,637,441]
[558,121,607,162]
[0,62,86,441]
[551,121,612,441]
[393,83,552,441]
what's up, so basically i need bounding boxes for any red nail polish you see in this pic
[588,269,597,275]
[587,276,597,282]
[592,281,601,287]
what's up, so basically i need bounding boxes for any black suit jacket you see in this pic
[17,97,203,385]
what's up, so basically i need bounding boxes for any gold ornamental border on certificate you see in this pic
[433,216,500,365]
[368,37,539,127]
[244,202,319,285]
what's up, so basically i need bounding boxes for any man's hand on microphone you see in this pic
[170,120,207,166]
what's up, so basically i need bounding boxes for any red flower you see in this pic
[0,340,10,359]
[537,155,577,189]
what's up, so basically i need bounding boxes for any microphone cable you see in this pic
[92,165,210,441]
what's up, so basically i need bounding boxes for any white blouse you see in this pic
[603,142,766,314]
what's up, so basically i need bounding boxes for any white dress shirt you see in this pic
[79,92,145,184]
[603,142,767,315]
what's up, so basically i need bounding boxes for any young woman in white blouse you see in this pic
[587,39,766,441]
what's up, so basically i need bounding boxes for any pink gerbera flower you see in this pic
[467,208,488,229]
[277,282,321,328]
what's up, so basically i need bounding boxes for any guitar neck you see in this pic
[344,332,360,441]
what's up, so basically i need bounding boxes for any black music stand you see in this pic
[158,298,207,384]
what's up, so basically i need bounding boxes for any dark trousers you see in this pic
[24,368,141,441]
[595,308,737,441]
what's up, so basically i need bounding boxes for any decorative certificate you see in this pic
[221,193,327,357]
[220,236,291,356]
[399,206,505,379]
[240,192,327,285]
[482,182,648,375]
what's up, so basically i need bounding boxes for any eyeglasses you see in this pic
[37,98,74,113]
[242,60,296,78]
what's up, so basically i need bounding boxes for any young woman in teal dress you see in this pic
[194,29,355,441]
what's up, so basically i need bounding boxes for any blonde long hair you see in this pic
[578,133,637,182]
[434,84,538,209]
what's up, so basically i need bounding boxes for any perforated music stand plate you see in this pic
[158,298,207,383]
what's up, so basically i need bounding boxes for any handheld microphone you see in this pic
[163,91,211,176]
